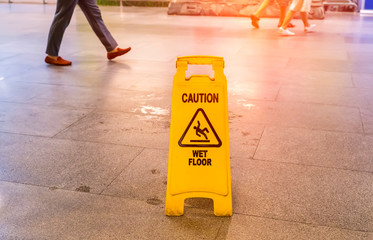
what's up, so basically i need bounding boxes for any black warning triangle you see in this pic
[178,108,222,147]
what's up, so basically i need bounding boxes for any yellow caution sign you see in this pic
[165,56,232,216]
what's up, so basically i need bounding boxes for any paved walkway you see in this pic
[0,3,373,239]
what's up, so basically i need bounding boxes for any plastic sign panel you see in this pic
[165,56,232,216]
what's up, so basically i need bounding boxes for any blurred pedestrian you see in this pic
[278,0,316,35]
[45,0,131,66]
[250,0,295,29]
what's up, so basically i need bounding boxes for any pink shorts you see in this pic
[289,0,312,12]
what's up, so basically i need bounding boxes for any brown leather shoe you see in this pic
[45,56,72,66]
[107,47,131,60]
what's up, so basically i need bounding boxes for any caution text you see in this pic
[182,93,219,103]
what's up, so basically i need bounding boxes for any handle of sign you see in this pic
[177,56,224,67]
[175,56,226,83]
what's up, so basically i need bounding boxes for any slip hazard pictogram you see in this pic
[179,108,222,147]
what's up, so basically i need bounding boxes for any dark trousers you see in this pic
[46,0,118,56]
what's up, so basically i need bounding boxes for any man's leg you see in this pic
[78,0,118,52]
[46,0,78,56]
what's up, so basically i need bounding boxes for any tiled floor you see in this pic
[0,2,373,239]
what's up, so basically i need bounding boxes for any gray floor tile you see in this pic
[228,80,280,101]
[291,49,349,61]
[75,71,174,92]
[0,81,51,103]
[230,99,363,133]
[0,59,33,78]
[26,85,110,109]
[231,158,373,231]
[277,85,370,108]
[348,50,373,62]
[91,58,175,75]
[225,68,354,88]
[228,121,264,159]
[0,133,143,193]
[226,214,373,240]
[56,111,170,149]
[102,148,168,201]
[0,102,91,136]
[281,70,353,88]
[360,107,373,134]
[254,126,373,172]
[345,42,373,52]
[344,35,373,44]
[236,42,349,60]
[0,52,14,61]
[11,68,172,92]
[0,181,225,240]
[94,90,171,113]
[26,83,172,112]
[229,55,290,71]
[286,58,354,73]
[352,61,373,74]
[287,58,373,74]
[353,72,373,89]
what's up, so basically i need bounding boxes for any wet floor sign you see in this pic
[165,56,232,216]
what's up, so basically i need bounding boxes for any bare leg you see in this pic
[301,11,316,32]
[253,0,271,17]
[281,10,295,29]
[278,6,287,26]
[300,11,310,27]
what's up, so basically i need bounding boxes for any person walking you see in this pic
[45,0,131,66]
[278,0,316,35]
[250,0,295,29]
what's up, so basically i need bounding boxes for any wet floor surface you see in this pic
[0,3,373,239]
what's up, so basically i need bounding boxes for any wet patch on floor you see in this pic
[228,112,243,120]
[151,169,160,174]
[242,131,251,136]
[146,197,162,205]
[75,185,90,193]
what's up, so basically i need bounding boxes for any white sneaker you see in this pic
[279,27,295,36]
[304,24,316,33]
